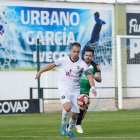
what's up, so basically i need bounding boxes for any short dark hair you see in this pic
[85,47,94,55]
[94,12,100,18]
[71,42,81,48]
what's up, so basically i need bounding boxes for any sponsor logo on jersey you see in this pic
[66,69,72,76]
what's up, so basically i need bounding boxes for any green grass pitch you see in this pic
[0,110,140,140]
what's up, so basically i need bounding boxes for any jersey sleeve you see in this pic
[82,61,88,71]
[82,62,92,75]
[91,61,101,74]
[54,57,63,66]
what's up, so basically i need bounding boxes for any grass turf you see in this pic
[0,110,140,140]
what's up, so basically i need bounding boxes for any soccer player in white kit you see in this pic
[35,42,96,138]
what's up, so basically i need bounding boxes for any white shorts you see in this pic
[59,88,80,113]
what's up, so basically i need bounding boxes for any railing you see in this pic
[30,87,118,99]
[29,87,118,108]
[29,87,140,111]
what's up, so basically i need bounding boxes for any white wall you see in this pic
[0,71,59,100]
[0,65,139,101]
[0,71,36,100]
[0,70,115,100]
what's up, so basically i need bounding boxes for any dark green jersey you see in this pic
[80,61,101,94]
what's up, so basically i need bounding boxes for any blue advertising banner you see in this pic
[0,6,112,70]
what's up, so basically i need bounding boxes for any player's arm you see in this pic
[35,63,55,79]
[87,74,95,87]
[85,71,97,96]
[94,73,102,83]
[93,63,102,83]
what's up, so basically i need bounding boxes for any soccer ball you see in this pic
[77,94,90,110]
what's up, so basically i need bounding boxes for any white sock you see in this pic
[61,109,69,124]
[67,118,77,132]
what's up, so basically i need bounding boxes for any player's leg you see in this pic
[75,108,87,133]
[67,91,80,138]
[59,89,71,136]
[67,112,78,138]
[62,103,71,123]
[60,102,71,136]
[76,93,89,133]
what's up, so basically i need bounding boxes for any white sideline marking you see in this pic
[0,136,140,139]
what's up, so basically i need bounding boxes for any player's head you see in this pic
[94,12,100,21]
[94,12,100,18]
[84,47,94,64]
[70,42,81,61]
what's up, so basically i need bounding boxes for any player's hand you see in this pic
[90,86,97,96]
[35,72,41,79]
